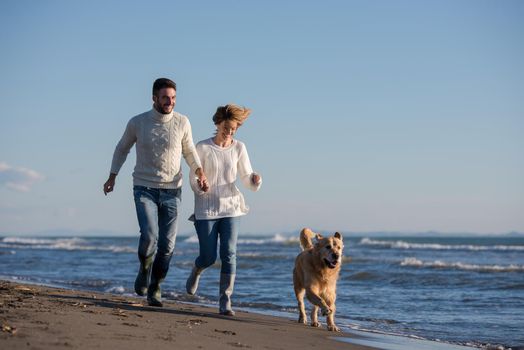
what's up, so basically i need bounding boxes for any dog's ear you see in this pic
[315,233,324,241]
[334,232,343,241]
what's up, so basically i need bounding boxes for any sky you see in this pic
[1,0,523,236]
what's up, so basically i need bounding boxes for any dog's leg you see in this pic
[305,288,332,317]
[295,288,307,325]
[325,293,340,332]
[326,304,339,332]
[311,305,320,327]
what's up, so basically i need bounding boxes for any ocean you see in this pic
[1,233,523,349]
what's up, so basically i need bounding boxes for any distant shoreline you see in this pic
[1,230,523,238]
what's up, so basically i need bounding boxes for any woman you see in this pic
[186,103,262,316]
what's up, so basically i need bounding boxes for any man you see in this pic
[103,78,208,307]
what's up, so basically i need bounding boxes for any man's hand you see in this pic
[103,173,117,195]
[251,173,261,186]
[195,168,209,192]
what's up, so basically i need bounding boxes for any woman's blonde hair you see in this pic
[213,104,251,126]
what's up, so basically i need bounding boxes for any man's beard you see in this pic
[161,105,173,113]
[155,104,173,114]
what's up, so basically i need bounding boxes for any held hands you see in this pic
[197,178,209,192]
[195,168,209,192]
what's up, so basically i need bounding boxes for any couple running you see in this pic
[103,78,262,316]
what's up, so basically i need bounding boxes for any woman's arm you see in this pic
[237,143,262,191]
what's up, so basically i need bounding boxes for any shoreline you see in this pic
[1,280,377,350]
[0,279,482,350]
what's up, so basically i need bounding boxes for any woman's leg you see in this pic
[194,219,219,269]
[186,219,219,295]
[218,217,239,275]
[218,216,240,315]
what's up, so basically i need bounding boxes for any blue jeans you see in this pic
[133,185,181,281]
[193,217,240,274]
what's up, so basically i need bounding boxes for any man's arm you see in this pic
[103,118,136,196]
[181,118,208,192]
[103,173,117,195]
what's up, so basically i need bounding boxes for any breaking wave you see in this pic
[400,257,524,272]
[0,237,134,253]
[183,233,299,245]
[360,238,524,251]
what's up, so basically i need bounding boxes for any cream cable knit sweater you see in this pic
[110,108,202,189]
[190,138,261,220]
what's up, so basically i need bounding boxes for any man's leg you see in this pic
[133,186,159,296]
[148,187,181,307]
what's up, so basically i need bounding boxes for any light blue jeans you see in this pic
[193,217,240,274]
[133,185,181,281]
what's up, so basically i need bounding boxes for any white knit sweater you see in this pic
[190,138,261,220]
[110,108,202,189]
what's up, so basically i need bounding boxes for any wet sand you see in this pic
[0,280,376,350]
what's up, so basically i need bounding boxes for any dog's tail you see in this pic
[299,228,318,251]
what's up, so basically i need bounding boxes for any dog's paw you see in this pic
[310,321,321,328]
[298,316,307,325]
[327,325,340,332]
[321,307,332,316]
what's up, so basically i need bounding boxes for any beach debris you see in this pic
[111,308,128,318]
[122,322,139,327]
[2,322,17,335]
[72,302,88,308]
[177,318,207,327]
[82,308,98,314]
[14,286,33,292]
[227,342,251,348]
[127,302,144,307]
[188,319,206,326]
[214,329,236,336]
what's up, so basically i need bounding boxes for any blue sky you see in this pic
[1,0,523,236]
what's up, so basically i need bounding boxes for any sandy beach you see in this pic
[0,280,377,350]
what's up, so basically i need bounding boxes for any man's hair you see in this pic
[152,78,177,96]
[213,104,251,126]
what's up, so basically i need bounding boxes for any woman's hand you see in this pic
[196,168,209,192]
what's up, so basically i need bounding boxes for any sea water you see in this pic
[1,234,523,349]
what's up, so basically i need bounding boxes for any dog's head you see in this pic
[314,232,344,269]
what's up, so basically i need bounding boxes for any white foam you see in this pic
[238,233,298,245]
[0,237,134,253]
[105,286,126,294]
[2,237,86,245]
[400,257,524,272]
[360,238,524,251]
[183,235,199,243]
[182,233,299,245]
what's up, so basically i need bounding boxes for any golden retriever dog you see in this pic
[293,228,344,332]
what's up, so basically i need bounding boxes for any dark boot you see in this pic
[219,273,236,316]
[134,254,153,296]
[147,281,163,307]
[186,266,205,295]
[147,261,166,307]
